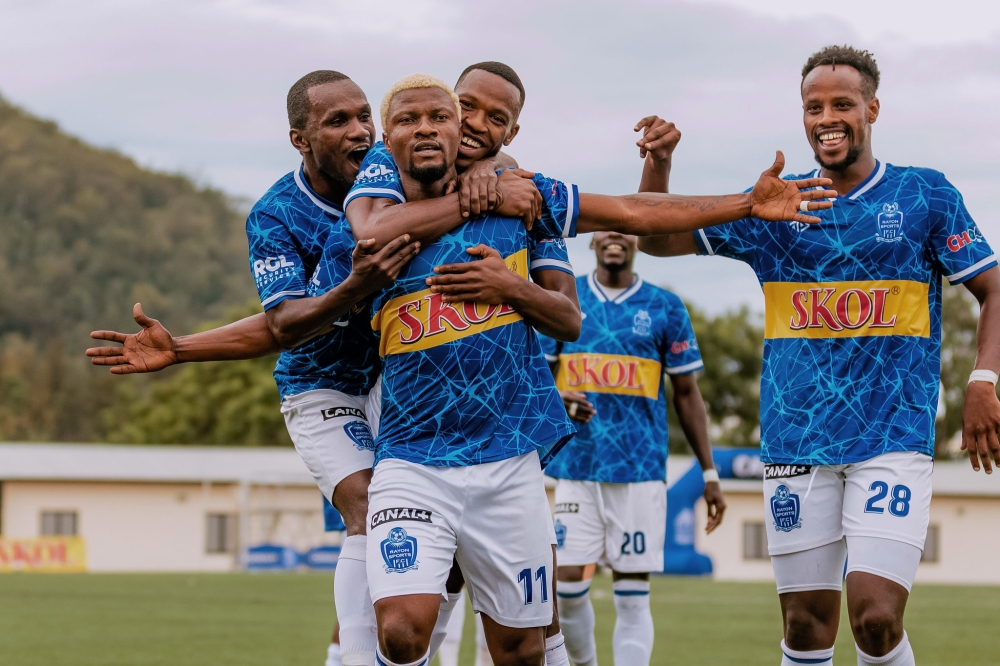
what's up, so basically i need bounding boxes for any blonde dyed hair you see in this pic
[380,74,461,129]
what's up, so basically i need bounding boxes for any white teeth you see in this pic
[461,136,482,148]
[819,132,846,142]
[607,244,623,251]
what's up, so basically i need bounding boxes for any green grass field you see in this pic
[0,573,995,665]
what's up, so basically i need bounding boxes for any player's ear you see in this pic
[503,123,520,146]
[867,96,880,125]
[589,236,595,250]
[383,132,392,154]
[289,128,311,154]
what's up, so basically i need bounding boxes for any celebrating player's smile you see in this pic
[82,44,998,666]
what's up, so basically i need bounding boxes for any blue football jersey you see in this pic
[695,161,997,465]
[541,274,703,483]
[346,147,579,468]
[246,166,377,399]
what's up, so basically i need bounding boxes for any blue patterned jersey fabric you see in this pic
[345,146,580,468]
[540,274,703,483]
[246,166,378,399]
[694,161,997,465]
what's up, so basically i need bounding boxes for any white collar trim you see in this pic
[588,272,642,304]
[294,166,343,217]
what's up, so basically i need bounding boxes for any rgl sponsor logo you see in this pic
[254,255,295,277]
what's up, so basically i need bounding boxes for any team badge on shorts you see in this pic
[554,519,567,550]
[380,527,418,573]
[770,485,802,532]
[343,421,375,451]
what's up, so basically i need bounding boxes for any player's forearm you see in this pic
[638,155,670,194]
[673,382,715,471]
[506,279,581,342]
[173,313,280,362]
[346,195,466,250]
[576,192,752,236]
[637,233,698,257]
[265,277,369,349]
[973,277,1000,374]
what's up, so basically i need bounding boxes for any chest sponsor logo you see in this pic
[770,485,802,532]
[372,249,527,356]
[554,503,579,514]
[763,280,930,340]
[764,464,812,479]
[946,227,985,252]
[875,202,904,243]
[380,527,419,573]
[320,406,366,421]
[556,353,661,400]
[632,309,652,336]
[371,507,433,529]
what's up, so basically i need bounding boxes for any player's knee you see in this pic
[851,606,903,653]
[490,633,545,666]
[783,606,837,650]
[377,615,430,663]
[557,565,586,583]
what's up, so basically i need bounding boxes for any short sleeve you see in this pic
[661,293,704,375]
[531,172,580,239]
[529,236,574,276]
[344,142,405,207]
[926,173,997,285]
[693,217,759,264]
[537,331,562,364]
[246,208,309,310]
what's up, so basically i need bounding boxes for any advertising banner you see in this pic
[0,537,87,572]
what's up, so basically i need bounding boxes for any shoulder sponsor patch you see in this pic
[370,507,433,529]
[321,406,366,421]
[764,464,812,479]
[554,503,579,514]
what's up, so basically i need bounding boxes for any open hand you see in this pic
[961,381,1000,473]
[635,116,681,162]
[750,151,838,224]
[86,304,178,374]
[704,481,727,534]
[349,234,421,294]
[560,390,595,423]
[426,244,523,304]
[495,169,542,230]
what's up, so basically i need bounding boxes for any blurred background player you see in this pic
[640,45,1000,666]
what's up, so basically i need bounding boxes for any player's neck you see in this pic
[399,166,458,202]
[820,150,877,198]
[300,159,349,206]
[596,265,634,290]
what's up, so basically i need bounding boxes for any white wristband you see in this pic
[969,369,999,386]
[703,468,720,484]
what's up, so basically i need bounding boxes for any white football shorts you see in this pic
[552,479,667,574]
[281,388,376,501]
[765,451,932,593]
[366,451,556,629]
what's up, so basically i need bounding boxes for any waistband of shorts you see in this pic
[281,387,369,409]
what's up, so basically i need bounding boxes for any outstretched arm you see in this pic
[960,266,1000,473]
[670,372,726,533]
[576,152,836,235]
[425,245,581,341]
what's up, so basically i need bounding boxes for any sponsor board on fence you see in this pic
[0,537,87,572]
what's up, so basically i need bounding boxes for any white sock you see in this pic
[375,647,428,666]
[327,643,342,666]
[556,580,597,666]
[336,536,377,666]
[545,631,571,666]
[856,632,915,666]
[613,579,654,666]
[436,592,466,666]
[474,612,493,666]
[781,640,834,665]
[427,592,463,661]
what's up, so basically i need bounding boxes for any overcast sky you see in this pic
[3,0,999,313]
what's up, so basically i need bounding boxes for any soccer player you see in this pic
[537,230,725,666]
[639,45,1000,666]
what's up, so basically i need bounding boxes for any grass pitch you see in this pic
[0,573,995,665]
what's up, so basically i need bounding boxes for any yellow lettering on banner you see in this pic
[0,537,87,573]
[556,353,662,400]
[763,280,931,340]
[372,249,528,356]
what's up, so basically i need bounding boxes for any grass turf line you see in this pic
[0,573,996,665]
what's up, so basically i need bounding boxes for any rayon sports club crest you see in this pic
[875,202,904,242]
[380,526,419,573]
[770,485,802,532]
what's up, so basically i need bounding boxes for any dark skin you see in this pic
[641,63,1000,658]
[373,86,577,666]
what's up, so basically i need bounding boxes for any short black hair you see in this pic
[802,45,880,99]
[287,70,351,129]
[456,61,526,113]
